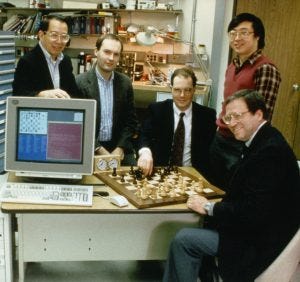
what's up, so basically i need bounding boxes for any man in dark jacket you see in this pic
[13,15,79,98]
[163,89,299,282]
[137,67,216,179]
[76,34,138,165]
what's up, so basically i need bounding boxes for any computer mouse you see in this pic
[109,195,128,207]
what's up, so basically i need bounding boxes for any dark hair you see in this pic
[170,67,197,87]
[224,89,268,119]
[39,14,68,32]
[228,13,265,49]
[95,34,123,53]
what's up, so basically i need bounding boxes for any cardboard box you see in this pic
[51,0,98,9]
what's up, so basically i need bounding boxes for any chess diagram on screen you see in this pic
[95,166,225,208]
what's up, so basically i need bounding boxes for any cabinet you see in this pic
[0,31,14,173]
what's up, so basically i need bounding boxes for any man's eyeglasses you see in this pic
[172,88,194,96]
[44,31,70,43]
[222,111,249,125]
[228,30,254,41]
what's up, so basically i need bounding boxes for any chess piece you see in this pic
[132,175,137,184]
[171,112,185,166]
[120,174,125,182]
[112,167,117,177]
[129,166,134,175]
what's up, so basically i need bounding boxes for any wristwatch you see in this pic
[204,202,213,215]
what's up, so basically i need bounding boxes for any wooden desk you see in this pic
[1,167,207,282]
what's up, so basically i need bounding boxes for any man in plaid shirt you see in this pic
[209,13,281,191]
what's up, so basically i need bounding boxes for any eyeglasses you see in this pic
[222,111,249,125]
[172,88,194,96]
[44,31,70,43]
[228,30,254,41]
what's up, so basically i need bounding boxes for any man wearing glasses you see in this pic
[137,67,216,178]
[163,89,299,282]
[13,15,80,98]
[210,13,281,190]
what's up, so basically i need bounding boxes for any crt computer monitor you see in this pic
[5,97,96,180]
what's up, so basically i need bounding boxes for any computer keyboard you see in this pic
[0,182,93,206]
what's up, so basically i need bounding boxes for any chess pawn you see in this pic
[169,189,177,197]
[135,189,142,198]
[140,189,148,200]
[150,187,157,199]
[178,175,183,186]
[178,187,186,195]
[158,185,165,197]
[163,181,170,192]
[146,184,153,196]
[198,178,204,189]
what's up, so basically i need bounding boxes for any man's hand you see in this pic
[38,89,70,99]
[111,147,124,160]
[137,149,153,176]
[186,195,209,215]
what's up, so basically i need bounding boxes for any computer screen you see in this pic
[5,97,96,180]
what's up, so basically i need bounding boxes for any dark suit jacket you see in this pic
[12,44,80,97]
[138,99,217,178]
[76,67,138,152]
[209,123,300,281]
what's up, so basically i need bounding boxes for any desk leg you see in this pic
[16,215,25,282]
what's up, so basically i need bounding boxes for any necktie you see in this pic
[241,143,249,159]
[171,112,185,166]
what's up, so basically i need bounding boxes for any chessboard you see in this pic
[95,166,225,209]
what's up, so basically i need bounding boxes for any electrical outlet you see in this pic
[145,52,167,64]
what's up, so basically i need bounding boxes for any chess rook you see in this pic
[171,112,185,166]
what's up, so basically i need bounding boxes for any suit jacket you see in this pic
[76,67,138,152]
[12,44,80,97]
[138,99,217,178]
[209,123,300,281]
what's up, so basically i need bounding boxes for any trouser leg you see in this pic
[163,228,219,282]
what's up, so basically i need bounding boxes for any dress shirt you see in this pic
[245,120,267,147]
[39,42,63,89]
[95,68,114,141]
[173,103,192,166]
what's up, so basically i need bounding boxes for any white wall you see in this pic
[178,0,234,114]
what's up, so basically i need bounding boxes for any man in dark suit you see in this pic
[76,34,138,165]
[13,15,79,98]
[137,67,217,178]
[163,89,299,282]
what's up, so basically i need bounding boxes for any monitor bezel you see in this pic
[5,97,96,179]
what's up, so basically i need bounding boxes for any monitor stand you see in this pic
[15,171,82,180]
[15,172,83,184]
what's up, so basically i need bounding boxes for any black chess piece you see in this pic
[129,166,134,175]
[112,167,117,177]
[132,175,137,184]
[120,174,125,182]
[159,173,164,182]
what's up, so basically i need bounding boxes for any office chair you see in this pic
[255,228,300,282]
